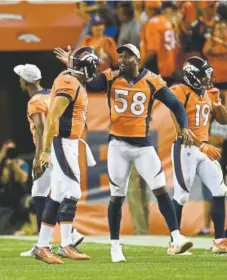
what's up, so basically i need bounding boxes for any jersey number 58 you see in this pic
[114,89,147,116]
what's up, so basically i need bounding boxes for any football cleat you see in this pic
[57,245,90,260]
[167,236,193,255]
[111,245,126,263]
[33,246,64,264]
[212,239,227,253]
[20,243,52,257]
[72,229,84,247]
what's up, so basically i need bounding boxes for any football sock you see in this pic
[111,240,120,248]
[156,192,178,232]
[108,197,125,240]
[212,196,225,239]
[60,223,73,247]
[37,224,54,247]
[172,199,183,228]
[33,196,47,232]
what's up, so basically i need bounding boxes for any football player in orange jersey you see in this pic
[33,47,99,264]
[55,43,194,261]
[170,56,227,254]
[14,64,84,258]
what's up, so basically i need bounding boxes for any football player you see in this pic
[170,56,227,253]
[54,43,194,262]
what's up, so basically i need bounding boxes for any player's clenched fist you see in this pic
[208,87,221,106]
[179,128,193,147]
[200,143,221,161]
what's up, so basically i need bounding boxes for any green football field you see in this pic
[0,239,227,280]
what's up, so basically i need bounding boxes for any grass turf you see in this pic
[0,239,226,280]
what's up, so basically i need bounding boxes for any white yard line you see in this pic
[0,235,214,250]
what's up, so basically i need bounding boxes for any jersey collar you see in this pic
[121,69,148,86]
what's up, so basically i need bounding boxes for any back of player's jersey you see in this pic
[103,68,166,138]
[170,84,212,142]
[27,89,50,144]
[50,71,88,139]
[141,15,176,78]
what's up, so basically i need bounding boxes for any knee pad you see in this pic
[212,182,227,197]
[59,198,77,222]
[42,198,60,226]
[110,196,125,206]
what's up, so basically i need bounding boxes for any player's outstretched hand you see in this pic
[179,128,193,147]
[40,151,51,169]
[54,45,71,66]
[200,143,221,161]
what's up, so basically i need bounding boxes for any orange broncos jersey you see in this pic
[27,89,50,144]
[140,14,176,78]
[50,71,88,139]
[80,35,118,72]
[170,84,213,142]
[103,68,166,137]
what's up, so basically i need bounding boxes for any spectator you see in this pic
[80,17,118,72]
[0,140,29,233]
[203,20,227,89]
[117,2,141,48]
[140,1,176,86]
[176,1,197,50]
[132,1,148,25]
[187,1,219,55]
[76,1,119,47]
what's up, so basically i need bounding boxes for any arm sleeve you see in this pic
[86,73,108,92]
[155,86,188,129]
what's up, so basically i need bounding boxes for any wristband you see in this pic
[44,148,51,153]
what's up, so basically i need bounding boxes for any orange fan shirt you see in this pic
[140,14,176,78]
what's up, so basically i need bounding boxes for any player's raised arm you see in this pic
[86,73,108,92]
[208,87,227,125]
[40,96,70,168]
[154,85,193,146]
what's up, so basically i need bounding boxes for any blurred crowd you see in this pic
[1,1,227,236]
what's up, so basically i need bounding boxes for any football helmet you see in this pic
[68,46,100,81]
[183,56,214,91]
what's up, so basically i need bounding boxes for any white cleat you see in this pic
[167,236,193,255]
[72,229,84,247]
[20,245,35,257]
[111,245,126,263]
